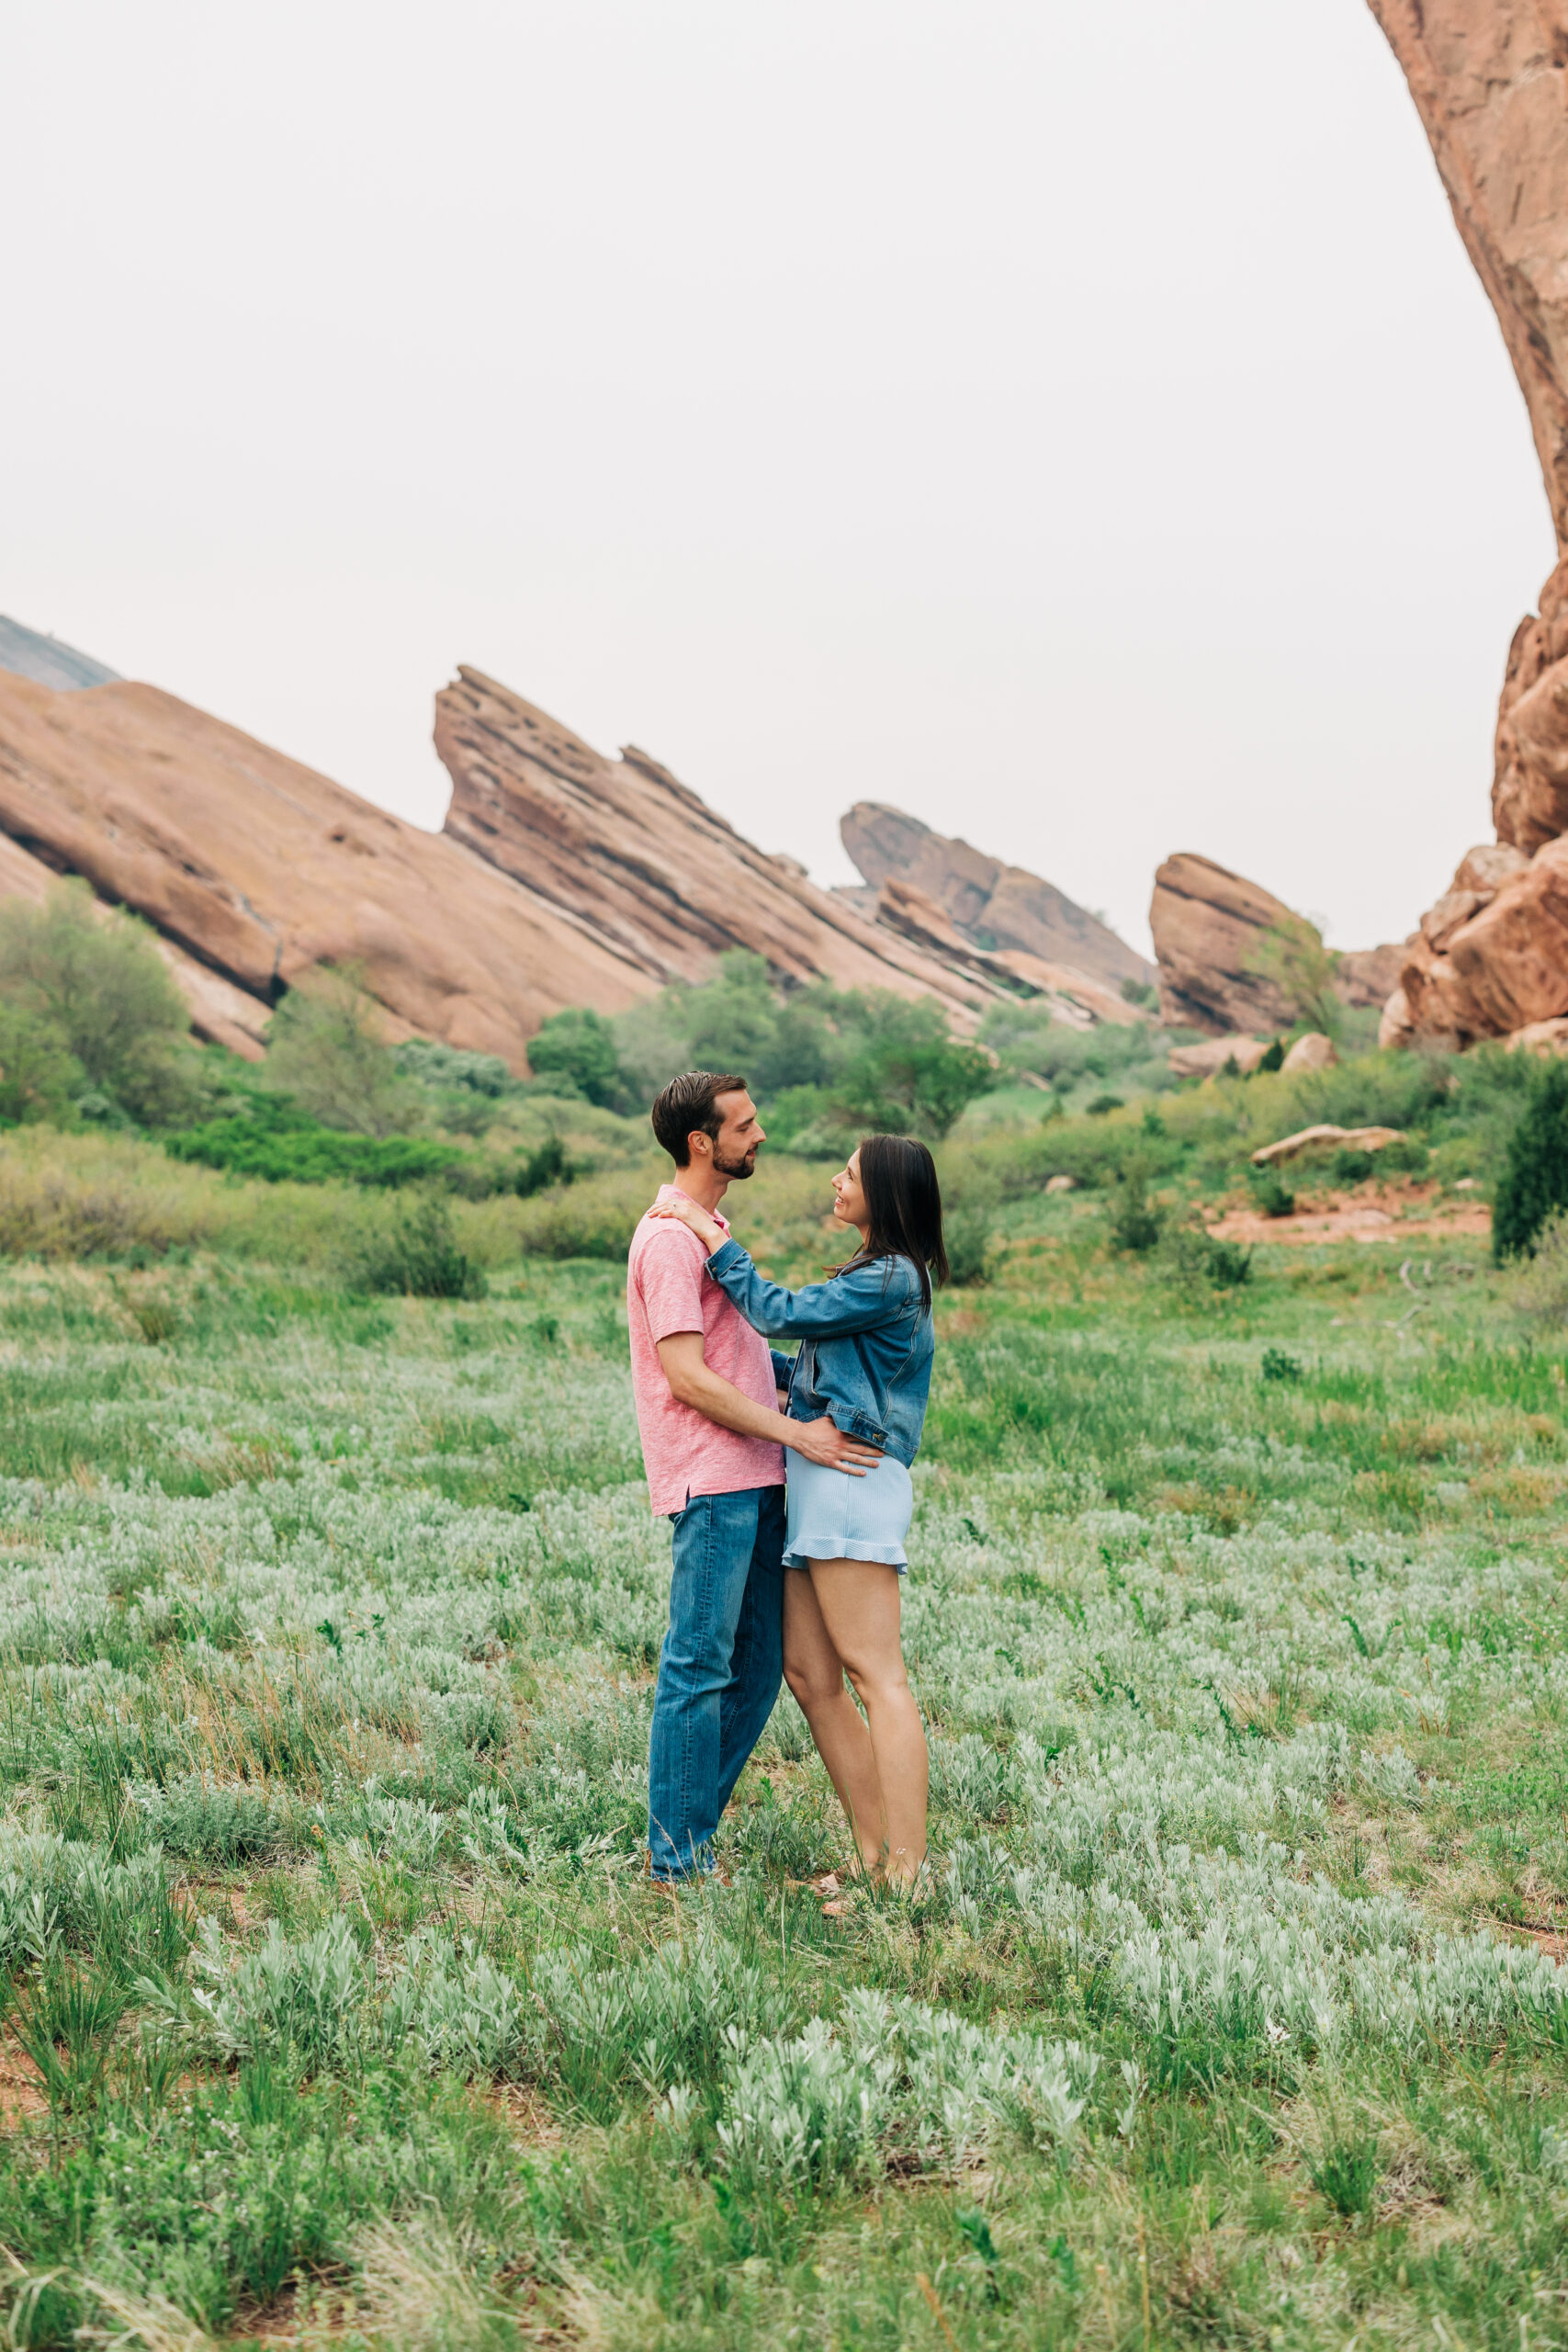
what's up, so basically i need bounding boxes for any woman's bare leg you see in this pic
[807,1561,928,1883]
[783,1568,886,1874]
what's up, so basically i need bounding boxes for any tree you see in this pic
[832,1033,996,1140]
[1493,1059,1568,1261]
[526,1007,624,1106]
[0,879,194,1125]
[1243,914,1344,1039]
[0,1002,85,1125]
[262,966,415,1137]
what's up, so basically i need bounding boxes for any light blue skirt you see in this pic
[784,1453,913,1573]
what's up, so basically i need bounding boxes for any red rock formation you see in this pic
[1152,854,1406,1037]
[0,671,656,1071]
[0,829,273,1058]
[434,667,995,1020]
[869,877,1145,1026]
[1368,3,1568,1044]
[839,801,1155,991]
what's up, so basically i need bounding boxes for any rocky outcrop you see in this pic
[1150,854,1404,1036]
[0,671,658,1071]
[434,667,998,1021]
[839,802,1156,991]
[870,877,1145,1027]
[1367,3,1568,554]
[1150,857,1296,1035]
[1367,6,1568,1046]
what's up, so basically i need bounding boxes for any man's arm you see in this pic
[655,1331,880,1474]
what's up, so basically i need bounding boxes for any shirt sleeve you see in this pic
[704,1238,916,1338]
[637,1226,709,1345]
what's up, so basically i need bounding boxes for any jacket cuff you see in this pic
[705,1237,746,1272]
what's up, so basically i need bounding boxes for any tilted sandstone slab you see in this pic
[869,877,1145,1027]
[840,800,1155,990]
[1149,856,1294,1035]
[434,668,991,1020]
[0,828,273,1059]
[0,671,656,1072]
[1151,854,1403,1036]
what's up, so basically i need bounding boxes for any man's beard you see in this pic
[713,1144,758,1180]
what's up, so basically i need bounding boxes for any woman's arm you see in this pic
[704,1238,913,1339]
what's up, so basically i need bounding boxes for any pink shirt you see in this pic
[626,1184,785,1516]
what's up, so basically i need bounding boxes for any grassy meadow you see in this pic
[0,1085,1562,2350]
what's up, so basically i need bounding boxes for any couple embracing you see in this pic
[626,1069,947,1888]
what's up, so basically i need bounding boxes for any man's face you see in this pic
[706,1089,765,1180]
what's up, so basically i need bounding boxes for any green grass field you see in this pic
[0,1143,1562,2348]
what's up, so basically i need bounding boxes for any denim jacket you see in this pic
[703,1238,934,1467]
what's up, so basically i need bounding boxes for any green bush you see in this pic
[1108,1158,1164,1253]
[0,1002,85,1125]
[1248,1168,1296,1218]
[262,967,419,1137]
[513,1135,576,1198]
[1206,1238,1253,1287]
[1331,1148,1375,1186]
[526,1007,624,1107]
[831,1033,996,1141]
[345,1195,488,1299]
[391,1039,519,1135]
[166,1094,463,1188]
[1494,1060,1568,1260]
[943,1202,993,1286]
[0,879,197,1125]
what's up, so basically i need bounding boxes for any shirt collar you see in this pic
[656,1181,730,1235]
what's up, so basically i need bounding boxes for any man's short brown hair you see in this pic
[650,1070,748,1166]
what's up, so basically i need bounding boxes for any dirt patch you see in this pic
[0,2054,49,2127]
[1207,1182,1491,1249]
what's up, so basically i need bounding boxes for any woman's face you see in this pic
[831,1148,870,1235]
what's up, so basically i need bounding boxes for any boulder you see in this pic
[1281,1031,1337,1073]
[839,800,1156,991]
[1506,1015,1568,1054]
[1251,1124,1406,1168]
[1445,835,1568,1033]
[0,670,658,1072]
[435,669,992,1020]
[1167,1035,1272,1080]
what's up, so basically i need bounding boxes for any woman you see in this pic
[649,1135,944,1886]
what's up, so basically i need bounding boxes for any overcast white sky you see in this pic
[6,1,1552,956]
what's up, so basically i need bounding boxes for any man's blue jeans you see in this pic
[648,1484,784,1879]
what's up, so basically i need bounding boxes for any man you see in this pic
[627,1069,880,1881]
